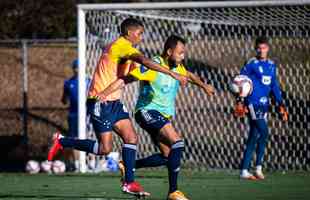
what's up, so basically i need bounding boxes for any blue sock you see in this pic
[59,137,99,154]
[167,140,184,193]
[136,153,168,169]
[255,119,269,166]
[122,143,137,183]
[241,120,258,170]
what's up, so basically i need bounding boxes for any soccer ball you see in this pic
[230,75,253,97]
[40,160,52,173]
[52,160,66,174]
[25,160,40,174]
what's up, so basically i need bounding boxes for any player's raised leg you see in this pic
[48,100,114,161]
[48,131,101,161]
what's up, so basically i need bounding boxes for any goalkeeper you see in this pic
[234,36,288,180]
[48,18,187,196]
[100,35,214,200]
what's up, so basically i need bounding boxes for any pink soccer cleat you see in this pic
[122,181,150,197]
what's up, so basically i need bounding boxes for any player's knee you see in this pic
[98,145,112,155]
[123,134,138,144]
[99,148,112,155]
[161,149,170,157]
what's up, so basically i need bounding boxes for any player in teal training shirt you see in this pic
[101,35,214,200]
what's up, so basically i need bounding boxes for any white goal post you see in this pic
[77,1,310,173]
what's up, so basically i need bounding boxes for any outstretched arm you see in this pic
[187,71,214,96]
[130,54,188,86]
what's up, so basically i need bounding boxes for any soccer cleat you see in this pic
[240,170,257,180]
[118,160,125,182]
[167,190,190,200]
[254,170,265,180]
[122,181,150,197]
[47,132,64,161]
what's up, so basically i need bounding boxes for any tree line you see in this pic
[0,0,141,39]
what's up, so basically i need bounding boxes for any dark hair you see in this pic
[255,36,269,48]
[72,59,78,69]
[120,18,144,36]
[163,35,186,54]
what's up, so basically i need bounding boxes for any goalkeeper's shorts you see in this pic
[248,104,268,120]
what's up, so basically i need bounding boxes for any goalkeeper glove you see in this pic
[234,102,248,118]
[278,104,288,121]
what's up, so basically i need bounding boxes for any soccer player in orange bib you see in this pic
[100,35,214,200]
[48,18,187,196]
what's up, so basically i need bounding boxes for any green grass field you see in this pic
[0,170,309,200]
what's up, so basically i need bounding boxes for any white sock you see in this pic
[74,160,80,169]
[93,142,99,154]
[256,165,262,172]
[241,169,249,175]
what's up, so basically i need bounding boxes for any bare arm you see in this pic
[130,54,188,86]
[187,71,214,96]
[96,77,136,102]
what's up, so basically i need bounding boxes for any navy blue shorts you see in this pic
[67,113,78,138]
[135,109,170,145]
[87,99,129,137]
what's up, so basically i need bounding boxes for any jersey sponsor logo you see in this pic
[261,75,271,85]
[259,96,268,104]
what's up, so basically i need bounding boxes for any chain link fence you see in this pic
[85,3,310,170]
[1,2,309,171]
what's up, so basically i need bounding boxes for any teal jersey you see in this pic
[131,56,187,118]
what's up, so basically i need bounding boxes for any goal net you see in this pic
[78,1,310,172]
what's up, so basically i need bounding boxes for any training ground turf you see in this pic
[0,170,309,200]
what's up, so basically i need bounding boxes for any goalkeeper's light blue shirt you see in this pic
[240,57,283,109]
[129,55,187,118]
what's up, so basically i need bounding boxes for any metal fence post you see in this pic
[21,40,28,143]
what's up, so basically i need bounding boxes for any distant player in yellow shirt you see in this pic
[48,18,187,196]
[102,35,214,200]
